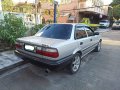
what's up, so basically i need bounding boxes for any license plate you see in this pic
[25,45,34,51]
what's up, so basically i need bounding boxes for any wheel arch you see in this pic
[100,39,102,42]
[73,50,82,56]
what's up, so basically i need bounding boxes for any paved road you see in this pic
[96,28,110,33]
[0,30,120,90]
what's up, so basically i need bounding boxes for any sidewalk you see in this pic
[0,50,26,74]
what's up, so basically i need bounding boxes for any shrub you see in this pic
[25,24,44,36]
[0,14,27,47]
[33,24,44,33]
[46,19,53,24]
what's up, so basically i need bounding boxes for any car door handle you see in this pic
[90,39,92,41]
[80,42,83,45]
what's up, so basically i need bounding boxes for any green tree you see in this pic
[110,0,120,20]
[13,1,33,13]
[14,1,42,13]
[111,0,120,6]
[2,0,14,12]
[113,4,120,20]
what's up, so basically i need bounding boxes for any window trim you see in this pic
[74,26,88,40]
[84,26,94,37]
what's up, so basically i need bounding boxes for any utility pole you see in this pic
[35,0,38,24]
[54,1,58,23]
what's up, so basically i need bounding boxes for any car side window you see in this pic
[85,27,94,36]
[75,26,87,39]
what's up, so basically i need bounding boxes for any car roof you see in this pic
[100,20,109,21]
[49,23,89,27]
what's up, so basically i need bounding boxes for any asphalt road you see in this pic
[0,29,120,90]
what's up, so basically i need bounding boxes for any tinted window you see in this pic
[35,24,72,39]
[85,27,94,36]
[75,27,87,39]
[100,20,108,23]
[115,21,120,24]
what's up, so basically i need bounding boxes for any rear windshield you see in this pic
[35,24,73,39]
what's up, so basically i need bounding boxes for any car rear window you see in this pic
[35,24,73,39]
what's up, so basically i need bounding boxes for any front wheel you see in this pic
[68,53,81,74]
[94,41,101,52]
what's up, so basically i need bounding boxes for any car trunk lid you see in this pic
[17,36,66,47]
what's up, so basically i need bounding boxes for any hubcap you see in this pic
[72,55,80,72]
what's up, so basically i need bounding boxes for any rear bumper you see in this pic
[15,50,73,69]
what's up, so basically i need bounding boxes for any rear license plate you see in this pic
[25,45,35,51]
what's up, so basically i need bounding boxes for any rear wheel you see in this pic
[112,27,114,30]
[68,53,81,74]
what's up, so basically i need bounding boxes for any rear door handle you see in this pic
[80,42,83,45]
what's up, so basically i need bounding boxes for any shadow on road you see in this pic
[0,30,120,90]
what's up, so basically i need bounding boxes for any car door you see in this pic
[84,27,97,52]
[74,26,90,56]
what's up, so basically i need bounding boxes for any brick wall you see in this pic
[59,0,78,15]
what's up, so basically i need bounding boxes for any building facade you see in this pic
[58,0,109,23]
[0,0,2,11]
[78,0,108,23]
[26,0,109,24]
[58,0,78,23]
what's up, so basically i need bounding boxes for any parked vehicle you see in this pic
[15,23,102,74]
[112,20,120,30]
[99,20,110,28]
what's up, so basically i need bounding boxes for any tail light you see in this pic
[36,47,59,58]
[15,42,23,49]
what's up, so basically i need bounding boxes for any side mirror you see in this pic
[94,32,99,35]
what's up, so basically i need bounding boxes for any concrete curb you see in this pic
[0,50,29,75]
[0,60,28,75]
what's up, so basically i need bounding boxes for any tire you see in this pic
[94,41,101,52]
[68,53,81,74]
[112,27,114,30]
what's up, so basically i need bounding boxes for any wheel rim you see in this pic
[98,42,101,51]
[72,55,80,72]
